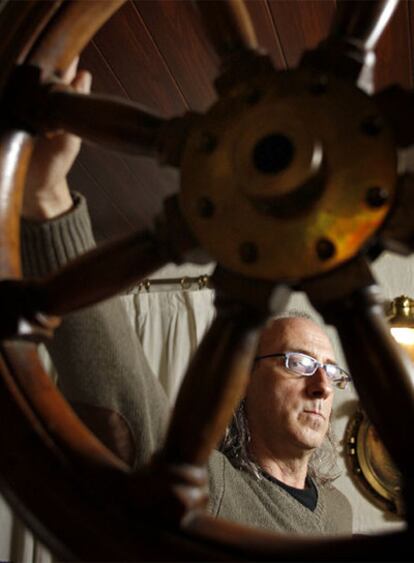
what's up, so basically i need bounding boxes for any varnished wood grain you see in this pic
[406,0,414,90]
[374,0,412,90]
[74,1,188,241]
[28,0,125,78]
[81,40,128,98]
[73,38,178,241]
[93,1,186,117]
[37,87,168,157]
[193,0,259,69]
[0,0,60,91]
[75,144,177,235]
[134,0,218,112]
[267,0,336,68]
[246,0,287,69]
[68,159,133,240]
[0,132,33,278]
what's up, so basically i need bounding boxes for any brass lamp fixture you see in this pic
[387,295,414,351]
[344,296,414,517]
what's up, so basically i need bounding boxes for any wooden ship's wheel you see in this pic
[0,0,413,559]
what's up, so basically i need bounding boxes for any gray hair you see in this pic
[219,310,340,486]
[269,308,319,325]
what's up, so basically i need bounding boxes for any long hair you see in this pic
[219,399,340,486]
[219,311,341,486]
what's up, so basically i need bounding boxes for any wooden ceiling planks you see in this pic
[374,0,412,91]
[67,0,414,243]
[266,0,336,68]
[406,0,414,87]
[72,41,135,239]
[71,1,185,241]
[68,161,132,241]
[133,0,218,112]
[93,1,186,116]
[244,0,287,70]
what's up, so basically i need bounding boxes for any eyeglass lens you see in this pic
[286,352,348,388]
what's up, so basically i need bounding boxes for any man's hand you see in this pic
[22,59,92,221]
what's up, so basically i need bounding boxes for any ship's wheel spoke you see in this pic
[194,0,259,71]
[302,0,399,88]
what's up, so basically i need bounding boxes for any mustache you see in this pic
[303,400,329,419]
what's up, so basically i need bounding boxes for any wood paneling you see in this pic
[72,5,182,242]
[70,145,176,241]
[244,1,287,69]
[375,0,412,91]
[68,162,131,241]
[134,0,218,112]
[93,1,186,116]
[80,41,127,98]
[267,0,336,68]
[407,0,414,88]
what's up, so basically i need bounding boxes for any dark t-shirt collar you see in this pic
[260,469,318,511]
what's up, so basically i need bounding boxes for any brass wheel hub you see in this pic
[180,68,397,281]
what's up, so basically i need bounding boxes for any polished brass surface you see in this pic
[386,294,414,347]
[180,67,397,281]
[345,407,404,516]
[387,295,414,326]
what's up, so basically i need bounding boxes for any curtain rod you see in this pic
[127,274,212,293]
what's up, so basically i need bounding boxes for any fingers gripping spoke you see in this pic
[22,83,195,165]
[46,89,166,157]
[194,0,259,69]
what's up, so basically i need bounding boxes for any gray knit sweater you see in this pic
[21,193,353,537]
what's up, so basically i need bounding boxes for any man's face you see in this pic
[245,317,335,459]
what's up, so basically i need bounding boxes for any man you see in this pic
[221,314,344,490]
[21,63,352,536]
[212,314,351,532]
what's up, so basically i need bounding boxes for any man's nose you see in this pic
[307,366,333,398]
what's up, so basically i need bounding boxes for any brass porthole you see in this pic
[345,407,404,516]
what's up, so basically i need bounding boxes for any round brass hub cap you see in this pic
[180,68,397,281]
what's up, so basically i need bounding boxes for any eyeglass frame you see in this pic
[254,351,351,389]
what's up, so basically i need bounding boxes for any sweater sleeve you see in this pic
[21,192,96,278]
[21,193,170,468]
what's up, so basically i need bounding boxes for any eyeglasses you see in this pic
[254,351,351,389]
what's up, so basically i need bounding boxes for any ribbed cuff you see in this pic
[21,192,96,278]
